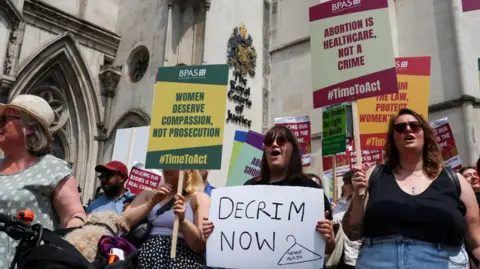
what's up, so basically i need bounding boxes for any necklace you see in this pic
[400,165,423,172]
[411,186,415,195]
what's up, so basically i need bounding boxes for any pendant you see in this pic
[411,186,415,195]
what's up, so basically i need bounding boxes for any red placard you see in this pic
[126,167,162,194]
[431,118,462,171]
[463,0,480,12]
[275,116,312,167]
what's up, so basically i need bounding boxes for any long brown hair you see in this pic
[384,108,443,178]
[257,126,305,184]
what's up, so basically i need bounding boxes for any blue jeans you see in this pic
[356,235,469,269]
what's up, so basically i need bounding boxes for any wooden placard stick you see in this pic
[352,101,365,197]
[170,170,185,259]
[333,154,338,202]
[126,128,136,169]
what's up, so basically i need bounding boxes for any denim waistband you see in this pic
[363,235,460,250]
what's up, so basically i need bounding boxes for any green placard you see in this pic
[322,105,347,156]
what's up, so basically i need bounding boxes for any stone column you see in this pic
[201,0,211,64]
[96,65,122,166]
[163,0,175,66]
[0,0,25,102]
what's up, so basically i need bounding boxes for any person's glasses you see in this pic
[98,171,115,181]
[0,115,21,125]
[393,121,422,134]
[264,136,287,147]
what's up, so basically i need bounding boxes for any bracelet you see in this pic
[72,216,85,223]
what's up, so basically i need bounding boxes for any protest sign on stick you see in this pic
[228,130,248,178]
[357,57,431,150]
[146,64,229,258]
[112,126,152,172]
[322,105,347,156]
[310,0,398,196]
[207,186,325,269]
[126,165,162,195]
[463,0,480,12]
[322,151,350,202]
[275,116,312,167]
[430,118,462,170]
[226,131,264,187]
[322,105,347,201]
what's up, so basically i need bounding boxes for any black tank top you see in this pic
[363,166,466,245]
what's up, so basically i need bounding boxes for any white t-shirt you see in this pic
[332,198,362,266]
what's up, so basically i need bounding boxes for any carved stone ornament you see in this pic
[3,28,20,76]
[128,47,149,83]
[0,0,23,27]
[227,23,257,77]
[23,0,120,58]
[0,0,24,77]
[99,65,122,98]
[31,86,69,133]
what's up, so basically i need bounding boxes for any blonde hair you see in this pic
[183,170,205,196]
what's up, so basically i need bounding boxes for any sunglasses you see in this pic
[393,121,422,134]
[0,115,21,124]
[98,171,117,180]
[264,136,287,147]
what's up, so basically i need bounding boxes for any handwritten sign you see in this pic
[226,131,264,186]
[275,116,312,166]
[207,186,325,269]
[322,105,347,156]
[309,0,398,107]
[126,166,162,194]
[430,118,462,170]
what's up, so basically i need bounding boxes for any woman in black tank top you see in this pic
[342,108,480,269]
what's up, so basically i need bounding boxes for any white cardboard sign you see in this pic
[207,185,325,269]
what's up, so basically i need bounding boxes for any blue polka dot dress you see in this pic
[0,154,72,268]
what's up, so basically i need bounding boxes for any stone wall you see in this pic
[0,0,121,201]
[202,0,265,188]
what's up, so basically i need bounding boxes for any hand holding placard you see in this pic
[206,186,325,269]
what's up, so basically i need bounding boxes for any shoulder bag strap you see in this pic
[368,164,384,194]
[444,166,461,197]
[152,198,175,221]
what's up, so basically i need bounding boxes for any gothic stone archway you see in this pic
[9,33,102,201]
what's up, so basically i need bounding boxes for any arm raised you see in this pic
[459,173,480,260]
[342,166,373,241]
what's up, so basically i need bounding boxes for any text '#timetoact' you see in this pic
[159,153,208,165]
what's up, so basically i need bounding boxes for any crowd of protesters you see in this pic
[2,95,480,269]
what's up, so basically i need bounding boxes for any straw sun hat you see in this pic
[0,94,55,140]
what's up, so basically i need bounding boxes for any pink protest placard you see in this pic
[126,166,162,194]
[309,0,398,107]
[463,0,480,12]
[275,116,312,167]
[430,118,462,171]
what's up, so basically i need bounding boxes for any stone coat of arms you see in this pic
[227,23,257,77]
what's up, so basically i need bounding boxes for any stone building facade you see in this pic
[0,0,267,202]
[6,0,476,202]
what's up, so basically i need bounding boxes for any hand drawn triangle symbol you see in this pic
[277,235,323,266]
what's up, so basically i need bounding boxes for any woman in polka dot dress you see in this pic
[123,169,210,269]
[0,95,86,267]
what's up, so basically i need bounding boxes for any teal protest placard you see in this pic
[226,131,264,186]
[322,105,347,156]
